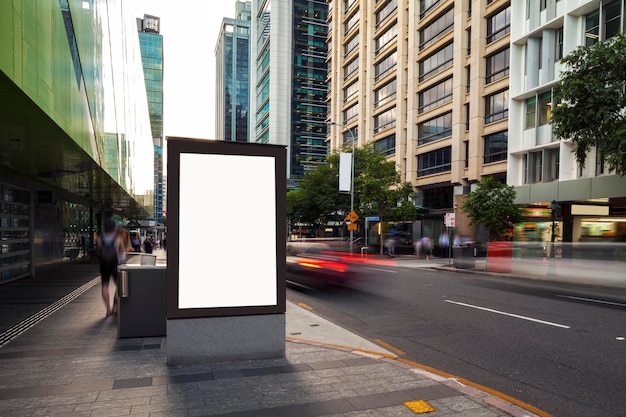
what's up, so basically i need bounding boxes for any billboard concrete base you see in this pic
[166,314,285,366]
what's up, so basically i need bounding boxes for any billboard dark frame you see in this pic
[166,137,286,319]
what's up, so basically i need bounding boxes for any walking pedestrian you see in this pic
[96,218,121,317]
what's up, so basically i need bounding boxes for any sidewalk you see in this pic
[0,250,545,417]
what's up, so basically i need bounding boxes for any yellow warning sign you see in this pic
[346,210,358,223]
[347,223,357,231]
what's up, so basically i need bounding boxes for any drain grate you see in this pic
[0,277,100,347]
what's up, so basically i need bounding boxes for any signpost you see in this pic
[444,213,455,265]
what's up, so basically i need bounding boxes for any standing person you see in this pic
[96,219,121,317]
[131,234,141,252]
[143,236,153,254]
[118,228,131,264]
[420,236,433,260]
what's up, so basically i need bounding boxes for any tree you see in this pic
[461,176,521,241]
[286,143,417,252]
[552,33,626,175]
[286,162,346,237]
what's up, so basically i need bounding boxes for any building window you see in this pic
[343,127,358,146]
[376,0,398,26]
[464,140,469,168]
[605,0,622,40]
[374,107,396,133]
[420,0,445,17]
[538,91,552,126]
[585,0,623,47]
[344,103,358,124]
[344,56,359,79]
[486,5,511,44]
[423,186,453,209]
[345,34,359,56]
[344,81,359,102]
[464,103,470,130]
[484,131,508,164]
[555,27,564,61]
[419,7,454,50]
[375,134,396,156]
[418,77,452,114]
[375,22,397,53]
[375,50,397,80]
[585,10,600,46]
[419,42,453,81]
[525,96,536,129]
[546,148,560,181]
[418,147,452,177]
[374,78,397,107]
[484,89,509,124]
[524,90,552,128]
[485,47,509,84]
[345,10,359,34]
[418,112,452,145]
[524,151,543,184]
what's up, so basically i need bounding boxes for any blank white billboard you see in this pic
[177,153,277,309]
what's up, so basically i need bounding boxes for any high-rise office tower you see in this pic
[508,0,626,244]
[326,0,510,239]
[250,0,329,188]
[216,1,252,143]
[137,14,165,227]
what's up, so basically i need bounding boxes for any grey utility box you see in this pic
[117,264,166,338]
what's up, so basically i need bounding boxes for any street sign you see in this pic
[346,210,359,223]
[347,223,357,231]
[365,216,380,221]
[444,212,455,227]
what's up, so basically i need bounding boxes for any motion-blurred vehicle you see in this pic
[286,242,395,289]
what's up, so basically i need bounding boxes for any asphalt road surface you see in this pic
[287,264,626,417]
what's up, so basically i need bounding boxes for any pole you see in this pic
[329,121,356,254]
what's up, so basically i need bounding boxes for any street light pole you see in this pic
[328,121,356,254]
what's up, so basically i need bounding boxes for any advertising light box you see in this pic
[166,138,286,318]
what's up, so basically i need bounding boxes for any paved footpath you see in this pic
[0,251,549,417]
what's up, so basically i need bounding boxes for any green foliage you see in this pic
[286,142,417,240]
[552,33,626,175]
[461,176,521,241]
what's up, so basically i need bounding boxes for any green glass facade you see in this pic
[0,0,153,280]
[292,0,329,181]
[138,15,165,224]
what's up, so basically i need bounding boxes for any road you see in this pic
[287,264,626,417]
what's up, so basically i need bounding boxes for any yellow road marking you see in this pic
[297,302,314,310]
[374,339,406,355]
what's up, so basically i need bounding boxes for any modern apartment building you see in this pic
[137,14,165,226]
[250,0,329,189]
[0,1,153,281]
[509,0,626,244]
[215,0,252,143]
[327,0,511,241]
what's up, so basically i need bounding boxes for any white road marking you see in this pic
[364,267,397,273]
[556,295,626,307]
[445,300,571,329]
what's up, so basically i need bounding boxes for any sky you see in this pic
[133,0,239,140]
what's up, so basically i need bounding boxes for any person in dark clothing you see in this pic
[96,219,120,317]
[143,236,153,254]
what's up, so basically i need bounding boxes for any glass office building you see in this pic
[137,15,165,225]
[0,1,153,282]
[250,0,329,188]
[216,1,251,143]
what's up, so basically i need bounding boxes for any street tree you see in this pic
[552,33,626,175]
[286,162,346,237]
[461,176,521,242]
[287,143,417,251]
